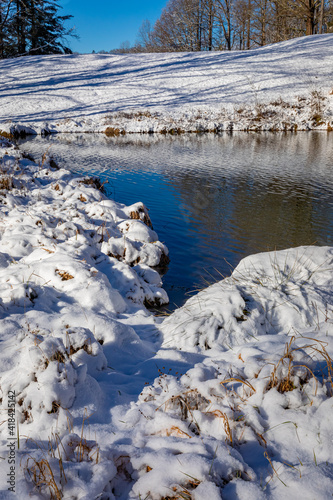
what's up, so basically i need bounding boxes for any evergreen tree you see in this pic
[0,0,76,58]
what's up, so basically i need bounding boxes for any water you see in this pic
[18,132,333,310]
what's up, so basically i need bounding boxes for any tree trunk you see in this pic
[305,0,316,35]
[30,0,37,51]
[196,0,202,50]
[260,0,267,46]
[0,11,3,58]
[318,0,324,33]
[208,0,214,50]
[246,0,251,49]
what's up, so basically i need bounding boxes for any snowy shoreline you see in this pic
[4,99,333,138]
[3,87,333,137]
[0,136,333,499]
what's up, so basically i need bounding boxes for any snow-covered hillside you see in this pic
[0,137,333,499]
[1,34,333,134]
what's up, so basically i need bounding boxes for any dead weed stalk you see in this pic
[267,336,332,396]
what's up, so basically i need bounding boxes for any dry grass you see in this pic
[76,413,100,463]
[263,451,288,489]
[78,177,107,193]
[25,456,64,499]
[158,474,201,500]
[311,113,325,126]
[104,127,126,137]
[156,388,209,435]
[269,98,291,108]
[160,127,185,135]
[0,174,13,190]
[304,337,333,395]
[41,248,55,254]
[129,206,153,228]
[267,336,298,392]
[108,250,125,261]
[206,410,233,446]
[163,426,192,439]
[49,350,66,364]
[24,414,100,498]
[220,377,256,398]
[153,335,332,449]
[40,147,52,168]
[0,130,14,140]
[25,432,66,499]
[267,336,332,395]
[68,339,92,356]
[156,251,170,269]
[55,270,74,281]
[111,110,157,121]
[47,401,61,415]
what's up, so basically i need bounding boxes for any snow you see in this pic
[1,34,333,135]
[0,134,333,499]
[0,33,333,499]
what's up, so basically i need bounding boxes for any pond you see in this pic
[18,132,333,310]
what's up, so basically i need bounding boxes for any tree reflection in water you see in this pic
[18,131,333,309]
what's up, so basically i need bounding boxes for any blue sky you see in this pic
[60,0,167,54]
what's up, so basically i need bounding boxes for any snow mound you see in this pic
[126,246,333,499]
[161,246,333,351]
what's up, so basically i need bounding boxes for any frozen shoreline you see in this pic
[0,136,333,499]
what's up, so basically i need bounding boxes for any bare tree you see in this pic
[136,19,152,50]
[124,0,332,55]
[215,0,234,49]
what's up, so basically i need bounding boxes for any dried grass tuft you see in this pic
[55,270,74,281]
[25,456,64,499]
[104,127,126,137]
[0,175,13,190]
[47,401,61,414]
[129,206,153,228]
[79,177,107,193]
[0,130,14,140]
[267,336,333,395]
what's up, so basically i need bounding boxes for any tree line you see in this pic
[114,0,333,53]
[0,0,76,58]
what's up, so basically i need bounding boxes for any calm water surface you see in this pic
[18,132,333,310]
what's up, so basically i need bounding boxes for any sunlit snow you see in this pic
[1,34,333,134]
[0,34,333,499]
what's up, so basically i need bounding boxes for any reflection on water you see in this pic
[18,132,333,309]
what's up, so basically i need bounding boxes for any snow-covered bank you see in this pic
[0,137,333,499]
[0,137,169,497]
[1,34,333,135]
